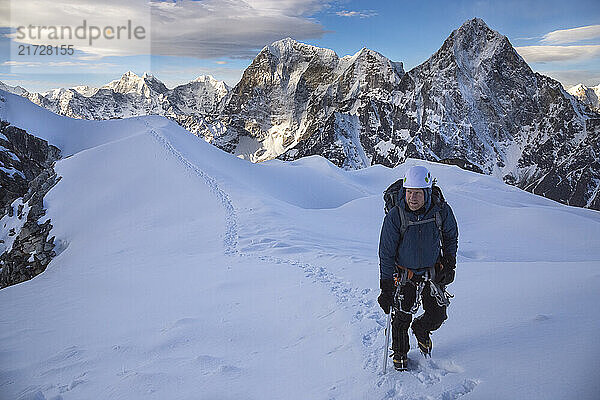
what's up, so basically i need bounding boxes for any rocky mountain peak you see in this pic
[341,47,404,83]
[102,71,145,93]
[427,17,524,75]
[569,83,587,92]
[0,82,28,96]
[568,83,600,112]
[142,73,169,95]
[193,75,217,84]
[102,71,168,97]
[71,85,99,97]
[264,37,338,63]
[192,75,229,92]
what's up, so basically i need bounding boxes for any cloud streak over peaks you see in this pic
[150,0,332,59]
[542,24,600,44]
[516,24,600,67]
[516,44,600,63]
[335,10,378,18]
[2,0,333,60]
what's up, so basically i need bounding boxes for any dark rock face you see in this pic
[212,39,404,164]
[0,121,61,288]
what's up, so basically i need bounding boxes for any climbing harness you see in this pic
[394,266,454,312]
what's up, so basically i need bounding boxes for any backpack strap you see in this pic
[435,210,443,240]
[397,205,444,243]
[398,205,408,237]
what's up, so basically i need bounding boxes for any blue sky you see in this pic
[0,0,599,92]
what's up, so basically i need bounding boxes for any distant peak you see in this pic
[263,38,337,60]
[440,18,513,60]
[194,75,217,83]
[122,71,140,78]
[356,47,381,56]
[264,37,301,55]
[462,17,489,28]
[270,37,299,47]
[455,18,504,38]
[354,47,394,63]
[567,83,592,95]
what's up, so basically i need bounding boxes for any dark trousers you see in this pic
[392,279,447,354]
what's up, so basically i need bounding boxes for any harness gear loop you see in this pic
[427,265,453,307]
[393,266,454,312]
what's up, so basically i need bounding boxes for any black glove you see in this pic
[435,255,456,286]
[377,278,396,314]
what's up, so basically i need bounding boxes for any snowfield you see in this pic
[1,90,600,399]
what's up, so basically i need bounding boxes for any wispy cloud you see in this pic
[3,0,151,58]
[539,69,600,89]
[518,24,600,88]
[151,0,330,59]
[1,0,333,60]
[515,44,600,63]
[3,61,43,67]
[3,60,118,69]
[542,25,600,45]
[335,10,378,18]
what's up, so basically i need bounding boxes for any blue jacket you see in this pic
[378,188,458,280]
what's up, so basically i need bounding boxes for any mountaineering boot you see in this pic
[392,352,408,371]
[411,320,432,357]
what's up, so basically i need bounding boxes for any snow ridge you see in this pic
[149,128,482,398]
[145,122,238,255]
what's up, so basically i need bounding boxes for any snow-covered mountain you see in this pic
[4,18,600,211]
[209,19,600,211]
[21,71,230,121]
[210,37,404,164]
[0,81,27,96]
[568,83,600,112]
[1,88,599,399]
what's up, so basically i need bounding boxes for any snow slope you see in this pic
[1,89,600,399]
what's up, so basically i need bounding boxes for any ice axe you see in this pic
[382,309,392,374]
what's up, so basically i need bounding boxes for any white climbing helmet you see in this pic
[403,166,433,189]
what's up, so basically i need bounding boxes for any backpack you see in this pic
[383,178,445,239]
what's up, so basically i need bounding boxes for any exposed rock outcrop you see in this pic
[0,120,61,288]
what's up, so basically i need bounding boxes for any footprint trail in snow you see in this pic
[148,124,480,399]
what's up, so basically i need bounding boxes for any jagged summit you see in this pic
[568,83,600,112]
[102,71,147,93]
[569,83,587,91]
[101,71,169,97]
[456,17,492,33]
[0,81,28,96]
[193,75,218,83]
[71,85,98,97]
[353,47,395,63]
[430,17,525,72]
[22,72,229,120]
[262,37,339,64]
